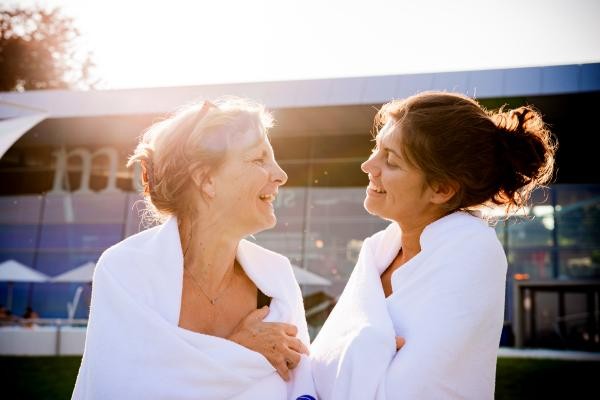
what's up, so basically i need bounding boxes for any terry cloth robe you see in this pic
[311,212,507,400]
[72,217,317,400]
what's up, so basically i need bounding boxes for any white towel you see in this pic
[72,217,317,400]
[310,212,507,400]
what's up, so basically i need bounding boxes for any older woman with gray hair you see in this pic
[73,98,316,400]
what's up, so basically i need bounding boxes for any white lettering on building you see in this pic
[50,147,121,193]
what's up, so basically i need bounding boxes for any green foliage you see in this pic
[495,358,600,399]
[0,5,97,91]
[0,356,81,400]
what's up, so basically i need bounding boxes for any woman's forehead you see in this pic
[203,126,265,152]
[377,120,401,145]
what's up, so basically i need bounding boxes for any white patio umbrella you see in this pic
[50,261,96,283]
[0,260,49,309]
[291,265,331,286]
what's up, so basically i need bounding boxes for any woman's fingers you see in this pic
[282,323,298,336]
[227,313,307,379]
[287,336,309,355]
[274,349,301,381]
[275,359,291,381]
[244,305,269,322]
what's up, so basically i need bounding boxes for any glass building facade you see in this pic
[1,89,599,348]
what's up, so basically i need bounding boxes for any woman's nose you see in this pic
[361,155,379,176]
[272,162,288,185]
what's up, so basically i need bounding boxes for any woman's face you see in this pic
[361,121,434,224]
[209,128,288,236]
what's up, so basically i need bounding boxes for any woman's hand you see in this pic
[227,306,309,381]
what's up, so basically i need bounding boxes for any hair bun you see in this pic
[491,106,557,209]
[494,106,545,137]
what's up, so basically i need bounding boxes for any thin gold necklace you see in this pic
[181,223,236,305]
[184,266,235,305]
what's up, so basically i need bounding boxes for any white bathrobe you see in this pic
[72,217,317,400]
[311,212,507,400]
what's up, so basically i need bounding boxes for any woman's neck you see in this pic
[178,217,241,293]
[398,224,425,261]
[397,209,449,260]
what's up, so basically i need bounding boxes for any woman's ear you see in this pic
[429,180,458,205]
[191,167,216,199]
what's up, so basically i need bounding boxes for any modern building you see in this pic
[1,62,599,349]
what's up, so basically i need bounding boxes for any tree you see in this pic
[0,5,97,91]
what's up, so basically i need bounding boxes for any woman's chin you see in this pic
[252,216,277,234]
[363,198,383,217]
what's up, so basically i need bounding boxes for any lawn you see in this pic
[1,356,599,399]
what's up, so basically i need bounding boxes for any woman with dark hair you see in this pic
[311,91,557,399]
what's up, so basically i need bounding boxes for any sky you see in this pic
[2,0,600,90]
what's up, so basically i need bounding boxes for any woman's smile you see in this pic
[258,191,277,210]
[367,182,386,195]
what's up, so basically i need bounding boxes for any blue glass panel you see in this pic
[39,224,123,250]
[35,251,101,276]
[31,282,92,319]
[5,251,100,318]
[43,193,128,224]
[0,196,42,224]
[0,224,38,249]
[0,249,37,316]
[0,282,30,317]
[0,251,35,266]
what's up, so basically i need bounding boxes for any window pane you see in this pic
[253,188,306,266]
[39,224,122,251]
[555,184,600,278]
[0,251,36,316]
[508,249,552,280]
[304,187,387,298]
[43,193,127,224]
[0,196,42,223]
[0,224,38,249]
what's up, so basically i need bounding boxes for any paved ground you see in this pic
[498,347,600,361]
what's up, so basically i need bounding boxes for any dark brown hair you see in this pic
[375,91,557,215]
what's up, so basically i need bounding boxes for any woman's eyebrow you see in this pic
[251,148,269,158]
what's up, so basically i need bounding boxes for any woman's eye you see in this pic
[385,157,398,168]
[253,158,266,166]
